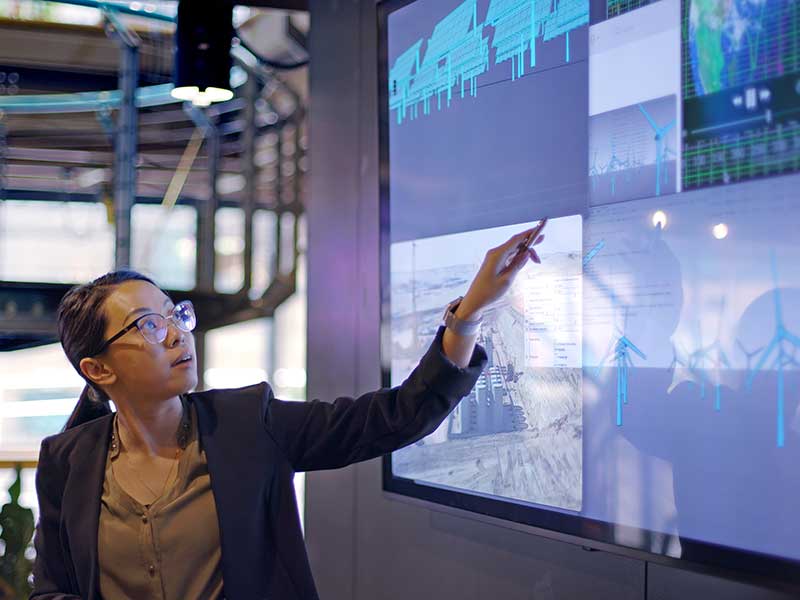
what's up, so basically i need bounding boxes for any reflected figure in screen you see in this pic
[637,284,800,563]
[584,221,684,555]
[599,230,800,563]
[30,228,540,600]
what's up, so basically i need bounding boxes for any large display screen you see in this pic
[379,0,800,584]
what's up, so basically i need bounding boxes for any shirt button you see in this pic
[148,564,155,577]
[142,516,148,524]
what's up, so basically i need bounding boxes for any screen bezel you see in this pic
[377,0,800,590]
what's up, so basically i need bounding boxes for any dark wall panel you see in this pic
[355,457,645,600]
[648,563,798,600]
[306,1,363,598]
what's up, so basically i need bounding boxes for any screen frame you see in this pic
[376,0,800,590]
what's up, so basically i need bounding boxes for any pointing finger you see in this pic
[503,228,536,252]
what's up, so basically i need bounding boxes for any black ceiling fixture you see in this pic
[172,0,235,106]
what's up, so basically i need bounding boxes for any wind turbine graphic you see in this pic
[637,102,676,197]
[581,240,614,375]
[589,149,601,192]
[667,340,696,394]
[596,307,647,426]
[613,335,646,426]
[687,299,731,411]
[660,143,677,189]
[736,339,764,372]
[605,140,628,197]
[746,252,800,448]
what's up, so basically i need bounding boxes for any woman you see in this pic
[31,229,539,600]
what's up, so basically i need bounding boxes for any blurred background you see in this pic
[0,0,309,561]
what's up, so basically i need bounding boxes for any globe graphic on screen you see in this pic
[688,0,782,96]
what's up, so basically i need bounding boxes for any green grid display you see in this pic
[682,0,800,189]
[683,121,800,188]
[606,0,654,20]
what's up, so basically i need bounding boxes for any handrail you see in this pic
[0,83,177,113]
[0,1,177,114]
[50,0,175,23]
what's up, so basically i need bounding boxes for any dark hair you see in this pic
[58,270,159,430]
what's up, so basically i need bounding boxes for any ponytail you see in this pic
[57,270,158,431]
[63,384,113,431]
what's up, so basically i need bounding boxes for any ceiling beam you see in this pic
[240,0,308,10]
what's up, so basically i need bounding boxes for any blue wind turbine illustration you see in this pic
[637,102,676,197]
[611,335,646,426]
[596,307,647,426]
[667,340,695,394]
[746,253,800,448]
[736,339,763,372]
[687,299,731,411]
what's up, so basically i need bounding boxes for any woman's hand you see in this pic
[456,227,542,321]
[442,228,542,368]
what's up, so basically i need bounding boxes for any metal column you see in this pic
[241,75,258,292]
[112,34,139,269]
[194,329,207,391]
[0,112,6,202]
[189,107,219,293]
[274,125,283,277]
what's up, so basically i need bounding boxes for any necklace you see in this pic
[128,447,182,502]
[110,398,192,505]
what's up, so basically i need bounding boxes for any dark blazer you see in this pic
[30,329,487,600]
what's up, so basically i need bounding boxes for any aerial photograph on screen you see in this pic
[390,216,584,511]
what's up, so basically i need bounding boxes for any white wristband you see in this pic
[442,296,482,336]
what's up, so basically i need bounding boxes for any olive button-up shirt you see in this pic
[97,402,224,600]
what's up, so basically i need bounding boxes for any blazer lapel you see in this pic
[62,415,112,600]
[192,389,276,599]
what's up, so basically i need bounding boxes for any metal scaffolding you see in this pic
[0,2,308,352]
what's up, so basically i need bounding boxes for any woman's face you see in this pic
[97,280,198,400]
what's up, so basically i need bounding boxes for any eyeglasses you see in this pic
[95,300,197,355]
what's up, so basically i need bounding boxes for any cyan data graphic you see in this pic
[488,0,587,77]
[390,0,487,123]
[389,0,589,124]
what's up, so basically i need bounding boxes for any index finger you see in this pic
[502,219,548,253]
[501,227,536,253]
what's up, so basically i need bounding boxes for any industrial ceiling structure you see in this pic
[0,1,309,363]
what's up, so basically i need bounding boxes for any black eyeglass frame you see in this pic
[94,300,196,356]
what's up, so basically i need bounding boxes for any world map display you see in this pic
[687,0,797,97]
